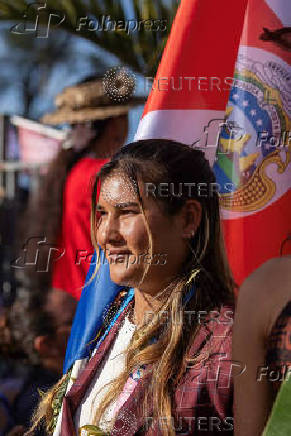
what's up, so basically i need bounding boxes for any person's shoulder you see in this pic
[239,257,291,303]
[235,257,291,339]
[248,256,291,279]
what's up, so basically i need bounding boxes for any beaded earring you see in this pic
[186,267,200,285]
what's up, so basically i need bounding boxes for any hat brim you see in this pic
[41,97,146,125]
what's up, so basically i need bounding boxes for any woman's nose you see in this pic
[98,214,123,246]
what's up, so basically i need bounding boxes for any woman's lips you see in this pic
[108,250,132,262]
[109,249,131,254]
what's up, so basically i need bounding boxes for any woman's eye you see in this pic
[98,210,107,216]
[120,209,138,215]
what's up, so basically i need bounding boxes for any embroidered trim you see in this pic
[50,368,72,433]
[78,424,109,435]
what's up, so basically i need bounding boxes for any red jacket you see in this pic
[60,299,234,435]
[52,157,108,300]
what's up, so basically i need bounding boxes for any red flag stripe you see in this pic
[143,0,249,113]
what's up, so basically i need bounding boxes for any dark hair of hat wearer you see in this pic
[20,75,123,293]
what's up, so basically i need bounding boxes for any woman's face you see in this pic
[96,172,199,295]
[69,122,96,150]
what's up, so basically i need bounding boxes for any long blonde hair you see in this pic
[29,139,234,435]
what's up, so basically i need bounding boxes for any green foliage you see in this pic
[0,0,177,75]
[263,376,291,436]
[0,28,104,118]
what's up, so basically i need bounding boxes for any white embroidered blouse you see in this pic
[52,315,136,436]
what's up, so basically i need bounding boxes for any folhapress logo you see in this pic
[10,2,65,38]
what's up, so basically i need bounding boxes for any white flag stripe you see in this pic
[265,0,291,26]
[135,109,225,167]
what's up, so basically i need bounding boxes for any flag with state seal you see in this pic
[213,0,291,285]
[137,0,291,285]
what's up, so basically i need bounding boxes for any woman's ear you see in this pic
[181,199,202,238]
[34,335,54,358]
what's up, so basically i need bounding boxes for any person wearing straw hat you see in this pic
[31,73,144,302]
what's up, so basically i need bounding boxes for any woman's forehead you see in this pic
[100,171,138,205]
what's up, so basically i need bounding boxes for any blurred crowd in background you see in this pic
[0,1,177,434]
[0,72,143,435]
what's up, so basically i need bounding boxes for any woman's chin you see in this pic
[108,263,142,288]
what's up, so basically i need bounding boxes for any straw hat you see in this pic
[41,73,145,125]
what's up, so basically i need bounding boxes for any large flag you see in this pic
[136,0,291,285]
[64,0,290,372]
[213,0,291,285]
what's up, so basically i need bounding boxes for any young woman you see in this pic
[29,139,235,436]
[233,255,291,435]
